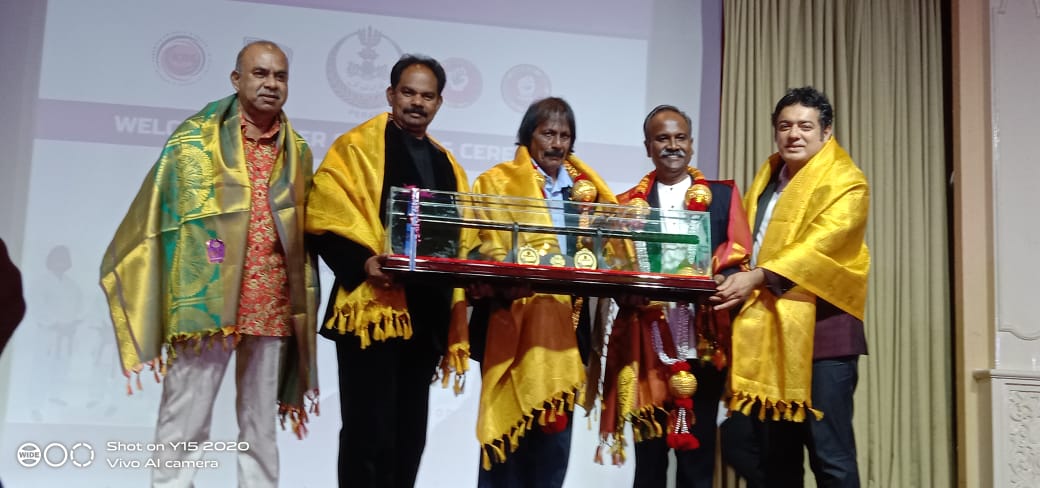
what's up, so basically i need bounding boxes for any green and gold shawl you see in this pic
[99,94,319,434]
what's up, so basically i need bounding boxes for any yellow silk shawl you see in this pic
[730,137,870,421]
[305,113,471,348]
[459,146,617,468]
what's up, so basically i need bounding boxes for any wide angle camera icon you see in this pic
[17,441,95,468]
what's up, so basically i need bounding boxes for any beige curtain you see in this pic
[717,1,952,487]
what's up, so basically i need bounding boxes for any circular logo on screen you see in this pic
[153,33,208,84]
[327,27,403,109]
[501,64,551,112]
[441,57,482,108]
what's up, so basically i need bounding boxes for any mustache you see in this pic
[543,149,566,159]
[405,107,427,117]
[659,148,686,158]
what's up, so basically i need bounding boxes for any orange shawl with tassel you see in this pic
[594,174,752,463]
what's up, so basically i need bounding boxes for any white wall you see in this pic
[985,1,1040,487]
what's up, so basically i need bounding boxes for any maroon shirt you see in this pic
[761,268,867,359]
[0,238,26,353]
[753,165,867,360]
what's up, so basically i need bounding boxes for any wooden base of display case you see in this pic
[383,255,717,301]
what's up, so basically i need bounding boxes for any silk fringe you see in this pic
[122,328,318,437]
[728,391,823,422]
[439,342,470,395]
[325,302,413,349]
[480,385,583,470]
[595,404,667,466]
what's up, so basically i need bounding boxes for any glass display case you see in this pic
[381,186,717,301]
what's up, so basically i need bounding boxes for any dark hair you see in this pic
[390,54,447,95]
[235,40,285,72]
[516,97,577,152]
[642,104,692,140]
[771,86,833,129]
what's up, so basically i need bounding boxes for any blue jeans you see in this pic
[761,356,861,488]
[477,413,573,488]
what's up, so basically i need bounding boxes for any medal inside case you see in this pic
[382,186,717,301]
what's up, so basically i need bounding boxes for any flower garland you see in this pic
[531,160,597,434]
[649,308,700,451]
[626,166,711,275]
[563,162,598,203]
[623,166,713,451]
[625,166,712,212]
[532,161,598,203]
[532,161,598,253]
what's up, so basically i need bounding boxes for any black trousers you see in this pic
[633,361,726,488]
[723,356,861,488]
[335,334,441,488]
[720,411,765,487]
[476,412,573,488]
[764,357,861,487]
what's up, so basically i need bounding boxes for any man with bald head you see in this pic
[100,41,318,487]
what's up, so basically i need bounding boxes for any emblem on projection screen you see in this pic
[153,32,209,85]
[501,64,552,113]
[441,57,483,109]
[327,27,403,109]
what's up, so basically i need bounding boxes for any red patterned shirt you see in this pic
[235,116,293,337]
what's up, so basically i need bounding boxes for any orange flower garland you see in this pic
[625,166,711,211]
[625,166,713,451]
[532,161,595,435]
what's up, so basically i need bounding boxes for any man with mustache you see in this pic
[713,87,870,487]
[100,40,319,487]
[594,105,751,488]
[445,97,616,488]
[306,54,470,488]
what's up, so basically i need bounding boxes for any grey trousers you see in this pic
[152,335,288,488]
